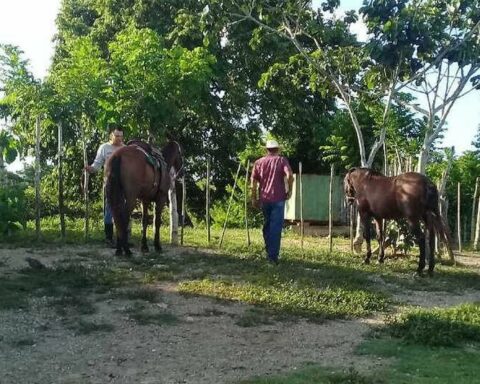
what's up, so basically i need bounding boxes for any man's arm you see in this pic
[251,162,260,208]
[85,144,105,173]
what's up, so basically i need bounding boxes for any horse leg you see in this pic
[408,219,426,276]
[141,201,150,253]
[122,199,136,257]
[362,214,372,264]
[426,215,436,277]
[375,218,385,263]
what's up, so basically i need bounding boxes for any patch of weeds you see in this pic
[357,338,480,384]
[10,338,36,348]
[125,302,179,326]
[235,308,275,327]
[49,295,96,316]
[0,256,10,267]
[68,319,115,335]
[383,302,480,346]
[240,366,382,384]
[111,287,160,303]
[179,279,389,320]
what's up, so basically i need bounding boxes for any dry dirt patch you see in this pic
[0,245,478,384]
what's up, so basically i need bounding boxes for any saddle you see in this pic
[127,140,169,195]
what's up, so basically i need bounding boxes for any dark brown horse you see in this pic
[105,140,183,256]
[344,168,451,276]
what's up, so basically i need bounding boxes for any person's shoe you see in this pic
[267,258,279,265]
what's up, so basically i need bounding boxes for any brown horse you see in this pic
[105,140,183,256]
[344,168,451,276]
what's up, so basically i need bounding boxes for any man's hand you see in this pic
[251,197,260,209]
[286,190,292,200]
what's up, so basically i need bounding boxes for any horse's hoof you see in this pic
[415,270,425,278]
[378,258,385,264]
[115,249,123,256]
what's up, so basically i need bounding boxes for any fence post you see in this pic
[328,163,334,253]
[457,182,461,252]
[35,116,41,241]
[206,157,211,244]
[244,159,251,247]
[299,162,304,249]
[58,122,65,240]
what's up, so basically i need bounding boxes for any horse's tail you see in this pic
[106,154,126,244]
[425,180,454,261]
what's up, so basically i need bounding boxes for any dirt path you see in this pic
[0,245,478,384]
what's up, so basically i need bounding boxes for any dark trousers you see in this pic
[262,200,285,262]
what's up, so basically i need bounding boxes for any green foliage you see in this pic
[0,173,28,235]
[210,176,263,228]
[384,303,480,346]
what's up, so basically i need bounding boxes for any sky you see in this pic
[0,0,479,172]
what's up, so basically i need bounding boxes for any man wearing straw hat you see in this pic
[251,139,294,264]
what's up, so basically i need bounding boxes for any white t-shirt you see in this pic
[90,142,124,172]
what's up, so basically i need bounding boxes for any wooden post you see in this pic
[299,162,304,249]
[244,159,251,247]
[81,124,89,241]
[206,157,211,244]
[471,177,479,244]
[350,204,354,252]
[457,182,462,252]
[58,122,65,240]
[328,163,334,252]
[180,176,186,246]
[34,116,41,241]
[219,162,242,247]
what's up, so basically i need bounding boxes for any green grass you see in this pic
[383,302,480,346]
[357,338,480,384]
[240,366,381,384]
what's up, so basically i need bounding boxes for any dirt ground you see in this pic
[0,245,479,384]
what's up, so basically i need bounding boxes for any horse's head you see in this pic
[344,168,358,204]
[162,140,184,179]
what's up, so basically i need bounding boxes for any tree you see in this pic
[361,0,480,173]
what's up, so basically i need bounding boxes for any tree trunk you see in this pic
[474,193,480,251]
[470,177,479,244]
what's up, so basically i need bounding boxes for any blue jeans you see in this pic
[262,200,285,262]
[104,196,113,225]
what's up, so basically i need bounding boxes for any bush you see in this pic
[0,172,28,235]
[210,182,263,228]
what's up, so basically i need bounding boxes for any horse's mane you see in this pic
[348,167,384,177]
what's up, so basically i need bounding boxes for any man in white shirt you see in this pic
[85,126,125,246]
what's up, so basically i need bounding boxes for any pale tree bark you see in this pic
[471,177,479,244]
[169,167,179,245]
